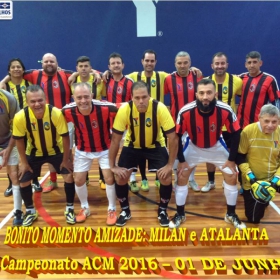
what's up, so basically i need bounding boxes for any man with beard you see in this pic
[171,79,246,230]
[0,53,74,193]
[202,52,243,193]
[164,51,202,192]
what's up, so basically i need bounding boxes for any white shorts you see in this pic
[74,148,110,172]
[67,122,74,149]
[3,146,19,166]
[174,137,234,175]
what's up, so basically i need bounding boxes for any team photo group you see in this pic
[0,49,280,231]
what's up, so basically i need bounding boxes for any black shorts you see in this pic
[243,189,268,223]
[222,131,231,148]
[118,146,169,172]
[20,153,69,183]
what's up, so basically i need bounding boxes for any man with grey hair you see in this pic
[236,104,280,223]
[164,51,202,192]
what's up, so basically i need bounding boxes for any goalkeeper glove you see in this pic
[270,176,280,193]
[246,171,257,184]
[251,181,276,203]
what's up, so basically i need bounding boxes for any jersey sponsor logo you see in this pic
[250,84,256,92]
[223,86,228,95]
[107,85,112,93]
[197,126,202,133]
[79,122,84,129]
[177,84,182,91]
[91,120,98,128]
[0,1,12,20]
[133,117,139,126]
[10,87,15,94]
[41,82,45,90]
[146,118,152,127]
[274,141,278,148]
[151,79,156,87]
[44,122,50,131]
[117,86,123,94]
[132,0,158,37]
[188,82,193,90]
[53,81,59,88]
[210,123,216,132]
[31,122,36,131]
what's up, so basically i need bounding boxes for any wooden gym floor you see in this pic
[0,162,280,280]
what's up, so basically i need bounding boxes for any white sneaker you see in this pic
[201,181,215,192]
[188,180,200,191]
[225,213,246,230]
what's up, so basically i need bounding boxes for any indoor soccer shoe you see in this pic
[22,211,38,227]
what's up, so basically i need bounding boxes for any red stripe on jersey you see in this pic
[237,72,279,128]
[106,76,133,103]
[24,70,73,108]
[63,103,111,152]
[177,101,240,148]
[164,72,202,121]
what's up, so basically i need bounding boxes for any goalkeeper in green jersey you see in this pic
[236,104,280,223]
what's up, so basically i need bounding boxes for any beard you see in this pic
[196,98,216,113]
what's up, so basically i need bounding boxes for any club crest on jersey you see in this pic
[210,123,216,132]
[53,81,59,88]
[44,122,50,131]
[117,86,123,94]
[151,79,156,87]
[31,122,36,130]
[133,117,139,126]
[223,86,228,94]
[91,120,98,128]
[188,82,193,90]
[250,84,256,92]
[146,118,152,127]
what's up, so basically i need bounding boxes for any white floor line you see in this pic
[0,171,50,229]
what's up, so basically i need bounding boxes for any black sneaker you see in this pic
[158,211,169,227]
[13,210,23,226]
[169,213,186,228]
[4,185,13,197]
[32,182,43,192]
[116,211,131,227]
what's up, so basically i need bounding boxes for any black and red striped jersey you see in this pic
[237,72,280,129]
[106,75,133,103]
[62,100,116,152]
[176,100,240,148]
[164,71,202,121]
[24,69,73,108]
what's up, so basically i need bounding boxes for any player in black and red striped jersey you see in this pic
[164,51,202,192]
[172,79,246,230]
[237,51,280,129]
[62,82,118,226]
